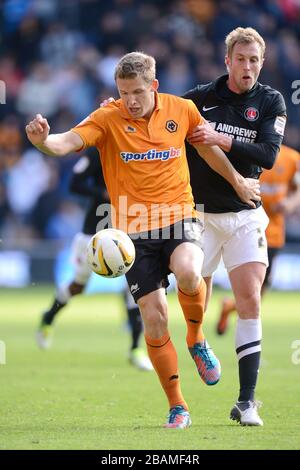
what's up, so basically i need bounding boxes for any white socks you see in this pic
[235,318,262,361]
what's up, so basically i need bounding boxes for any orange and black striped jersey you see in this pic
[71,92,203,233]
[260,145,300,248]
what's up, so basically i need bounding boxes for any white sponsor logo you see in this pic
[120,147,181,163]
[130,283,140,294]
[202,105,219,112]
[215,123,257,142]
[274,116,286,136]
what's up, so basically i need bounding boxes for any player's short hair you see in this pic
[114,52,156,84]
[225,27,265,59]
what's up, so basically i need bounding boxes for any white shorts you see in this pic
[70,233,93,284]
[202,206,269,277]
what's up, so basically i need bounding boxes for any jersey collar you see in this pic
[214,74,259,102]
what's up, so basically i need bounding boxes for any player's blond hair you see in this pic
[225,27,265,59]
[114,52,156,84]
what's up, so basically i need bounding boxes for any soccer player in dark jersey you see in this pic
[36,147,153,371]
[184,27,287,426]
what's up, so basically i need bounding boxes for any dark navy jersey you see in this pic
[183,74,287,213]
[70,147,109,234]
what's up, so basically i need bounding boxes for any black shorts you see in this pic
[126,218,203,303]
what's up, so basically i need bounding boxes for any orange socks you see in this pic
[144,279,206,410]
[145,331,188,410]
[178,279,207,347]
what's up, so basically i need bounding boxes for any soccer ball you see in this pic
[87,228,135,278]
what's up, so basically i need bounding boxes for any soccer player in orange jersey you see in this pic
[217,143,300,334]
[26,52,260,428]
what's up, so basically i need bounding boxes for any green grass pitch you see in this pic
[0,286,299,450]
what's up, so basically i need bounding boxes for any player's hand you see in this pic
[236,177,261,208]
[100,97,115,108]
[187,122,220,146]
[25,114,50,146]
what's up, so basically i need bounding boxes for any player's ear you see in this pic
[224,55,230,73]
[151,79,159,92]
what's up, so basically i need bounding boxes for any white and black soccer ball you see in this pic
[87,228,135,278]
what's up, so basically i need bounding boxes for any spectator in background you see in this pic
[17,62,59,119]
[8,14,43,68]
[54,64,97,121]
[159,55,194,96]
[45,200,84,240]
[6,148,53,223]
[0,55,23,102]
[40,21,84,67]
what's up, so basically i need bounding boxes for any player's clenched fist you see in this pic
[25,114,50,146]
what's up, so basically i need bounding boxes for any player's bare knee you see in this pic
[138,298,168,336]
[236,291,261,318]
[138,297,168,320]
[148,310,168,330]
[176,266,202,293]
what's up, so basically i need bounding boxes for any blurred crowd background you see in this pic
[0,0,300,287]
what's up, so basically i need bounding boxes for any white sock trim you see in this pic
[237,345,262,361]
[56,284,71,304]
[235,318,262,356]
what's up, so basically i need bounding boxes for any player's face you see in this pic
[225,41,264,94]
[117,76,159,120]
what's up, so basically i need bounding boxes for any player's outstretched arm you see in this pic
[25,114,83,157]
[193,142,261,208]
